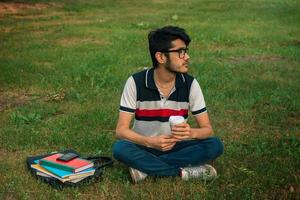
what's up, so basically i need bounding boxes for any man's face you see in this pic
[164,39,190,74]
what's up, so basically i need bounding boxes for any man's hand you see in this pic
[147,135,179,151]
[171,122,193,140]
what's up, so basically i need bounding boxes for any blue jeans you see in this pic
[113,137,223,176]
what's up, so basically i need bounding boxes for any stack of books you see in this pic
[31,153,95,183]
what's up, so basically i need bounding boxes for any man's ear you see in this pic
[155,52,167,64]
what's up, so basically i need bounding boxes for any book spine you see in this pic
[39,160,75,172]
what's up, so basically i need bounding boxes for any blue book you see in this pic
[34,159,95,178]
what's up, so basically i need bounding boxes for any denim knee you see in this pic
[209,137,224,159]
[112,140,133,162]
[112,140,126,161]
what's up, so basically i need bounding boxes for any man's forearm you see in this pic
[190,127,213,139]
[116,127,149,147]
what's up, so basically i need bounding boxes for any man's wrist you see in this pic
[190,128,197,139]
[144,137,152,148]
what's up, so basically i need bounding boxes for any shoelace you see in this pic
[186,167,210,178]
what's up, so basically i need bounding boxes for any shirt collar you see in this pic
[145,68,186,90]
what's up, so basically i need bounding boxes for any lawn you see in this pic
[0,0,299,199]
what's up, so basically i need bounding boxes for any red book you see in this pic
[39,153,94,173]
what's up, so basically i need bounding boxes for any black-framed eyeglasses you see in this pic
[161,48,189,59]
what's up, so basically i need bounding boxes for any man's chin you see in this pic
[166,65,189,74]
[175,68,188,74]
[180,66,189,73]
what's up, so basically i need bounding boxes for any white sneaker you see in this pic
[129,167,147,183]
[181,164,217,181]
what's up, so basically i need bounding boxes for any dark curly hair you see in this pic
[148,26,191,68]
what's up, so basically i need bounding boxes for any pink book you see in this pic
[39,153,94,173]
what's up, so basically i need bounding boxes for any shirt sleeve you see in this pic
[189,79,207,116]
[119,76,136,114]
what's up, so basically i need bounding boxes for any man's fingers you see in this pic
[172,131,188,136]
[163,138,178,143]
[174,123,188,128]
[172,137,181,142]
[162,143,176,151]
[158,135,180,150]
[160,135,173,139]
[162,141,176,148]
[172,127,189,132]
[172,135,188,140]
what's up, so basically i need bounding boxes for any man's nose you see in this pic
[184,53,190,60]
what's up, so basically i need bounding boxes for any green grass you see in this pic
[0,0,299,199]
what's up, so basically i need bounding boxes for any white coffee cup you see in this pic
[169,116,185,126]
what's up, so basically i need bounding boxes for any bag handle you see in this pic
[84,156,113,168]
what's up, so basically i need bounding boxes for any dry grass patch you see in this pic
[0,148,26,162]
[30,18,98,28]
[0,148,9,160]
[291,39,300,47]
[0,2,58,16]
[227,55,285,64]
[151,0,172,4]
[33,61,55,70]
[216,119,253,141]
[281,39,300,48]
[266,184,300,200]
[282,113,300,130]
[57,37,109,47]
[0,149,52,198]
[12,11,64,20]
[206,43,239,52]
[0,88,67,112]
[0,90,31,112]
[29,15,106,28]
[31,30,51,36]
[0,27,12,33]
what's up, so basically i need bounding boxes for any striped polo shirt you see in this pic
[119,68,207,137]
